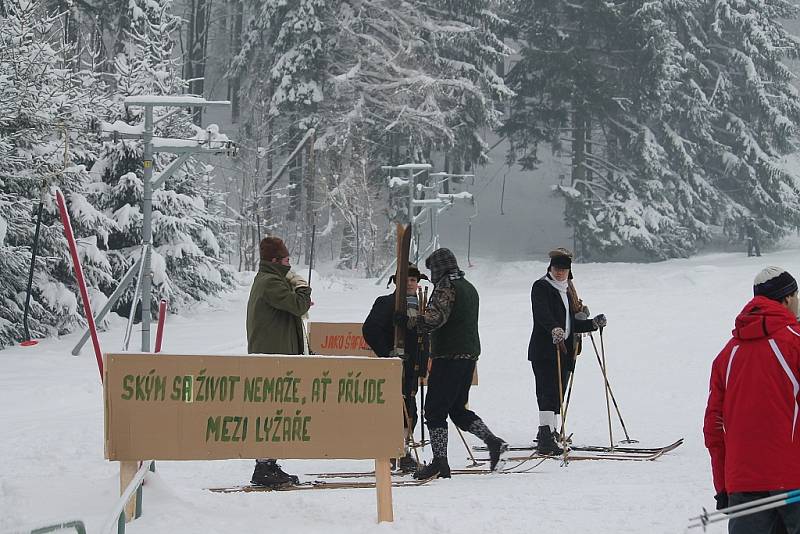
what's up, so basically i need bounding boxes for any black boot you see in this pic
[466,419,507,470]
[397,452,418,473]
[413,456,451,480]
[536,425,563,456]
[487,436,509,471]
[251,461,299,488]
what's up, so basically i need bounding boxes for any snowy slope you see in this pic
[1,249,788,533]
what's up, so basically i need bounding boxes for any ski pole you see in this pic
[21,195,44,347]
[589,332,636,443]
[401,400,420,463]
[599,328,614,449]
[418,286,428,449]
[455,425,483,467]
[688,490,800,530]
[556,344,569,465]
[559,343,580,436]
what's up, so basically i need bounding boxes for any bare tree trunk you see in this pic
[227,0,243,123]
[186,0,210,124]
[571,107,587,259]
[288,128,303,222]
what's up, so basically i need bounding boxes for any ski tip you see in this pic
[20,340,39,347]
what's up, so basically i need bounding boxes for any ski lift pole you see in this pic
[308,224,316,285]
[467,196,478,268]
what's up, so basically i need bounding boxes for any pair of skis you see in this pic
[472,438,683,462]
[209,476,435,493]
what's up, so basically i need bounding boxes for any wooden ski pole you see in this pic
[598,328,614,449]
[598,328,637,443]
[589,331,636,444]
[456,425,483,467]
[556,344,569,465]
[401,401,420,463]
[418,286,428,448]
[559,343,580,436]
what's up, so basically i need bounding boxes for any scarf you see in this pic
[545,274,571,338]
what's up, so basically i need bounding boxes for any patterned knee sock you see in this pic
[429,427,448,458]
[468,418,499,444]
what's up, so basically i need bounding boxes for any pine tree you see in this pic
[0,0,116,348]
[504,0,800,259]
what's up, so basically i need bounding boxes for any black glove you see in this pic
[592,314,607,329]
[714,491,728,511]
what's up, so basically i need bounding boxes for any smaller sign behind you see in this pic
[309,322,478,385]
[309,322,374,357]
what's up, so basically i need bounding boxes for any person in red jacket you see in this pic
[704,266,800,533]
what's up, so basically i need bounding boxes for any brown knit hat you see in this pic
[260,236,289,261]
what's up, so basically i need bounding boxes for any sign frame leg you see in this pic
[120,461,138,522]
[374,457,394,523]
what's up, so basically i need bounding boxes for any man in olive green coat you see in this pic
[247,236,312,487]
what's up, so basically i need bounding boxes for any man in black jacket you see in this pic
[363,263,429,472]
[409,248,507,480]
[529,249,607,455]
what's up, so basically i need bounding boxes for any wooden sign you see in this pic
[308,322,374,357]
[104,353,404,461]
[309,322,477,384]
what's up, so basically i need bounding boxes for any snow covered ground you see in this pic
[3,248,793,533]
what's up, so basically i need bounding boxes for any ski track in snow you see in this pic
[2,250,781,533]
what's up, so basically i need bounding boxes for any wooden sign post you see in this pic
[104,353,404,523]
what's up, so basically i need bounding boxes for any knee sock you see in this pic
[468,418,500,444]
[429,427,448,458]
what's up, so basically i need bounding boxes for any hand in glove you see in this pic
[286,270,309,289]
[552,327,567,355]
[592,314,607,329]
[551,327,566,344]
[575,304,590,321]
[406,294,419,319]
[714,492,729,512]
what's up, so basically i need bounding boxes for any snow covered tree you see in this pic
[229,0,513,270]
[504,0,800,259]
[92,0,235,316]
[0,0,116,348]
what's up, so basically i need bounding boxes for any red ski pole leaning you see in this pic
[56,189,103,381]
[154,299,167,353]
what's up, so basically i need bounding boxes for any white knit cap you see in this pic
[753,266,798,300]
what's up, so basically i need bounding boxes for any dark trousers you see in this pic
[729,491,800,534]
[402,359,418,431]
[747,237,761,257]
[531,351,572,413]
[424,358,479,430]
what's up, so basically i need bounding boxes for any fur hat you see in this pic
[548,247,572,270]
[259,236,289,261]
[388,263,429,287]
[754,266,798,301]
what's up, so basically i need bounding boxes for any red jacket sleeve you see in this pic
[703,350,727,493]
